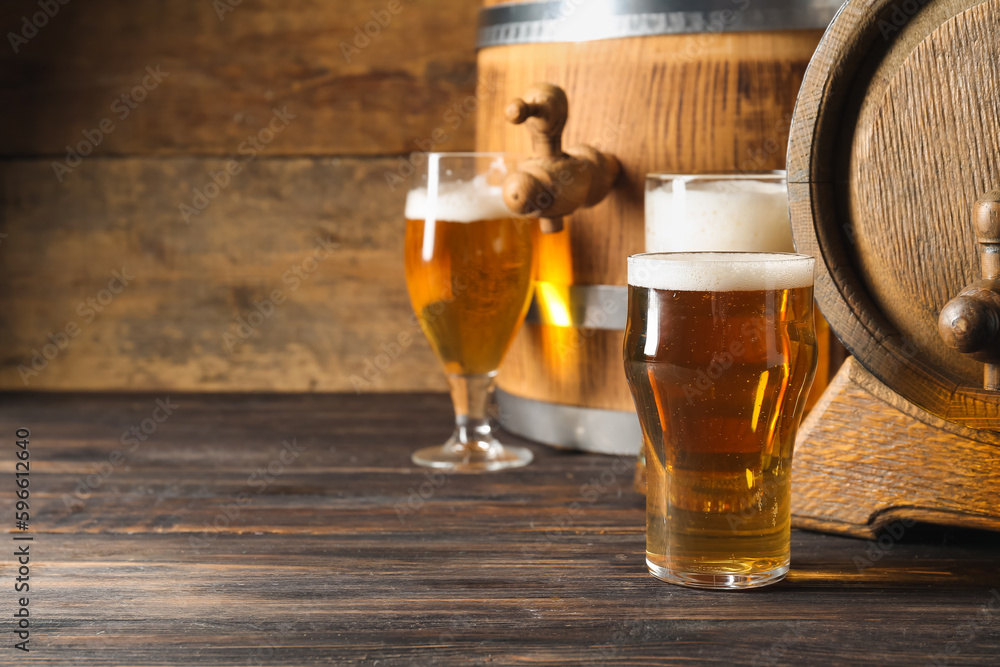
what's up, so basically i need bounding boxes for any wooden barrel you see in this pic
[475,0,837,453]
[788,0,1000,432]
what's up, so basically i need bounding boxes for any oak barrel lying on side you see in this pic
[788,0,1000,431]
[788,0,1000,535]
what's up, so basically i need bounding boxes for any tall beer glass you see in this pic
[404,153,536,472]
[624,252,817,589]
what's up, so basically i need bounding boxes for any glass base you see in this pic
[412,434,533,473]
[646,558,788,590]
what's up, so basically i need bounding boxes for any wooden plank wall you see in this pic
[0,0,483,391]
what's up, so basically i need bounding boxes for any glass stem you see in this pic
[446,373,498,454]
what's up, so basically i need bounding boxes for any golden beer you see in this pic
[404,216,535,376]
[624,252,817,588]
[403,153,536,472]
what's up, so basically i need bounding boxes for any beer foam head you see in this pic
[628,252,814,291]
[405,174,512,223]
[645,178,793,253]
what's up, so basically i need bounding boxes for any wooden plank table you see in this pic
[2,392,999,665]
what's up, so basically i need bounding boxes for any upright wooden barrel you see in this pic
[475,0,837,453]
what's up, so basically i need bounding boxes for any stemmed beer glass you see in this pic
[403,153,536,472]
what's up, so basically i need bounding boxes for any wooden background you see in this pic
[0,0,484,392]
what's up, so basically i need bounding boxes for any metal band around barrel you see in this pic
[496,389,642,455]
[525,282,628,330]
[477,0,842,48]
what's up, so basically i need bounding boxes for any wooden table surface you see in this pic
[2,392,999,666]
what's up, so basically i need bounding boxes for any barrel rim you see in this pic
[787,0,1000,429]
[477,0,842,48]
[495,388,641,454]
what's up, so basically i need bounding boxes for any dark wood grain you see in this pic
[0,0,480,156]
[0,0,484,392]
[0,156,446,392]
[2,393,999,665]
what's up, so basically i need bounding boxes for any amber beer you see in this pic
[404,183,535,376]
[624,252,817,589]
[403,154,536,472]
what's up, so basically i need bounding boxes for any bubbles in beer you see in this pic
[404,169,535,376]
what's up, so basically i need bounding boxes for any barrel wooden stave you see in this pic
[478,31,823,411]
[789,0,1000,429]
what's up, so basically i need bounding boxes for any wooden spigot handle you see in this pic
[505,84,567,160]
[974,190,1000,280]
[502,83,620,234]
[939,190,1000,390]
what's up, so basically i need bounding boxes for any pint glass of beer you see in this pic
[633,173,839,494]
[404,153,536,472]
[624,251,817,589]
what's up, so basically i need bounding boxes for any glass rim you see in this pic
[628,251,812,263]
[627,252,815,290]
[645,170,786,182]
[424,151,514,159]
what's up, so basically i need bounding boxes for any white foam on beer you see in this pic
[645,179,793,253]
[405,175,512,223]
[628,252,814,292]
